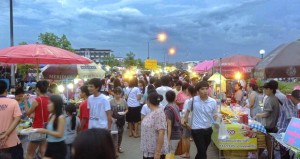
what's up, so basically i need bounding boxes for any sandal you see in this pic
[180,154,190,158]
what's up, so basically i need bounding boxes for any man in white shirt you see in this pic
[182,81,219,159]
[88,78,112,130]
[156,76,173,107]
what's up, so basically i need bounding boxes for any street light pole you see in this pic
[147,33,167,59]
[10,0,15,89]
[259,49,265,59]
[147,41,150,59]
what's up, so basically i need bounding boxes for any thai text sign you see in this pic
[145,60,157,70]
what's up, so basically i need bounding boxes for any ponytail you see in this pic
[65,103,77,130]
[71,112,77,130]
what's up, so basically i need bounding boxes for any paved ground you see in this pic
[118,128,219,159]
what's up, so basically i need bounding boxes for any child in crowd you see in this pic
[65,104,81,159]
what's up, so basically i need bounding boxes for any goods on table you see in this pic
[221,107,234,117]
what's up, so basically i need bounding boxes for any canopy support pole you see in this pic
[36,59,39,81]
[219,58,222,113]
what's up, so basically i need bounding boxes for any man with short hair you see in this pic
[290,90,300,117]
[87,78,112,130]
[182,81,219,159]
[0,80,23,159]
[255,81,280,159]
[277,89,299,133]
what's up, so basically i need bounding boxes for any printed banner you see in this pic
[212,123,257,150]
[283,117,300,150]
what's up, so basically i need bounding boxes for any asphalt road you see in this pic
[118,128,219,159]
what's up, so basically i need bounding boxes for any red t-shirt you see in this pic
[79,100,89,131]
[32,96,49,128]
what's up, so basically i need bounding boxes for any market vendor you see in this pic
[254,81,280,159]
[234,82,244,106]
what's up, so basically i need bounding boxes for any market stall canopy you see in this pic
[193,60,215,73]
[0,44,92,64]
[208,72,226,92]
[208,72,226,82]
[42,63,105,80]
[254,41,300,79]
[213,55,261,79]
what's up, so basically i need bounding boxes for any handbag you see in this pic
[28,97,47,142]
[175,138,185,155]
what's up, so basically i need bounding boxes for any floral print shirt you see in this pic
[141,108,169,157]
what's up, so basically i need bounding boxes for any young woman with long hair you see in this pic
[37,95,66,159]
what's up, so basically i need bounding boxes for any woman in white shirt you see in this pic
[125,78,142,138]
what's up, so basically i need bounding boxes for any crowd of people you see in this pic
[0,70,300,159]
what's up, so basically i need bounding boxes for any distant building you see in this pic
[75,48,113,64]
[115,57,124,62]
[178,61,199,70]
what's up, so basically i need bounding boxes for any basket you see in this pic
[257,132,266,148]
[223,150,249,159]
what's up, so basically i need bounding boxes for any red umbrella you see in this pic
[0,44,91,64]
[0,44,92,80]
[213,55,261,79]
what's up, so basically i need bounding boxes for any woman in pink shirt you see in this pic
[175,83,190,111]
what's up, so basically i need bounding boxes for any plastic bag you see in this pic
[218,119,230,140]
[165,153,175,159]
[111,121,118,135]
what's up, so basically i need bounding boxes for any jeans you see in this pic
[191,127,213,159]
[0,143,24,159]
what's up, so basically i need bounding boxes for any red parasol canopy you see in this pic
[213,55,261,79]
[0,44,92,64]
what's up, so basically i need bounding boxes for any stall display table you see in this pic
[212,123,258,159]
[270,133,300,159]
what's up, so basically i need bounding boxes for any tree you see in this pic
[124,52,138,67]
[19,41,28,45]
[136,58,144,69]
[103,54,120,67]
[17,42,35,78]
[38,32,74,52]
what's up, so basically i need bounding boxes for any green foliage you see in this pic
[17,42,34,78]
[278,81,300,94]
[257,80,300,94]
[19,41,28,45]
[38,32,74,52]
[124,52,138,67]
[17,64,35,78]
[136,58,144,69]
[103,54,120,67]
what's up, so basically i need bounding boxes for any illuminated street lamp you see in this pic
[147,32,168,59]
[259,49,265,59]
[157,33,167,42]
[168,47,176,55]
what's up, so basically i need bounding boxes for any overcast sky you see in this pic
[0,0,299,62]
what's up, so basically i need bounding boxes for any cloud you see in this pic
[0,0,300,61]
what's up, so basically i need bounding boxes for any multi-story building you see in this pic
[75,48,113,64]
